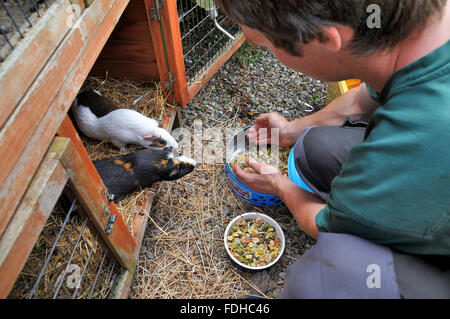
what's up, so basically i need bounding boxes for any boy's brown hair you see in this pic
[214,0,447,56]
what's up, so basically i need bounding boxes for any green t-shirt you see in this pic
[315,41,450,255]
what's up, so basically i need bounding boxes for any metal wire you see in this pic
[0,0,55,62]
[177,0,241,85]
[72,233,99,299]
[88,249,108,298]
[14,0,32,27]
[8,191,122,299]
[28,198,78,299]
[30,0,41,17]
[52,215,89,298]
[1,0,24,38]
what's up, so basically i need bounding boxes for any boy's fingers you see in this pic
[245,157,263,174]
[255,113,269,122]
[233,163,255,184]
[246,157,279,175]
[247,127,270,144]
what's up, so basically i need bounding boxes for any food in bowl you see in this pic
[229,147,290,176]
[227,218,282,267]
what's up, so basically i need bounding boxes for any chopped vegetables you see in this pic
[230,147,289,176]
[227,218,281,267]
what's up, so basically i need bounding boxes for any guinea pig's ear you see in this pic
[143,133,154,141]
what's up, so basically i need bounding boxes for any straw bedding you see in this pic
[129,120,315,299]
[77,76,169,234]
[8,76,167,298]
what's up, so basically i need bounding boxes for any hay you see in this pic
[129,114,314,299]
[8,194,119,299]
[8,77,168,299]
[77,76,169,233]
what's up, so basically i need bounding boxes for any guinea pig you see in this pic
[93,146,196,202]
[71,90,178,152]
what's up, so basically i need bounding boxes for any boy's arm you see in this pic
[233,161,325,240]
[274,177,326,239]
[284,83,380,142]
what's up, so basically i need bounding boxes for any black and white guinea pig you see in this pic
[71,90,178,153]
[93,146,196,202]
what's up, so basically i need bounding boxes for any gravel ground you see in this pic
[130,41,328,299]
[182,41,328,128]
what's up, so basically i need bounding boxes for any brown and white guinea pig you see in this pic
[93,146,196,202]
[71,90,178,152]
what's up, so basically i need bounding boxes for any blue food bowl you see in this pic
[224,127,284,206]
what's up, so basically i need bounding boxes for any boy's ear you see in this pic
[319,27,342,52]
[319,26,354,53]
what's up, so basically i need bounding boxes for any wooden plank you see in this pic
[187,32,246,106]
[0,141,69,298]
[91,57,160,81]
[145,0,171,96]
[0,0,74,130]
[56,120,136,271]
[90,0,160,81]
[109,194,153,299]
[160,0,189,106]
[0,0,131,239]
[53,137,136,271]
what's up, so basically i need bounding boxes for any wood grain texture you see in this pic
[90,0,160,81]
[0,142,69,298]
[0,0,130,239]
[159,0,189,106]
[0,0,74,130]
[52,136,136,271]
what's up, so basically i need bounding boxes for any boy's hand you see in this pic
[247,112,295,147]
[233,156,285,195]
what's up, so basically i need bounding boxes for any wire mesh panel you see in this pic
[0,0,56,62]
[8,189,121,299]
[177,0,241,86]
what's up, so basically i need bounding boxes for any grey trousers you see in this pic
[281,120,450,298]
[277,233,450,299]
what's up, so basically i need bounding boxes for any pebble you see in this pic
[181,42,328,128]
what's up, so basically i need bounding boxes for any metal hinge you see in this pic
[164,72,176,91]
[105,214,117,235]
[102,189,116,235]
[149,0,164,21]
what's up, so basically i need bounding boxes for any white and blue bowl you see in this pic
[225,127,284,206]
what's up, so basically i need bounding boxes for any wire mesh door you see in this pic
[0,0,56,62]
[177,0,241,86]
[9,190,120,299]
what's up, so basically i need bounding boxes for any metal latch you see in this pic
[209,7,235,40]
[164,72,176,91]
